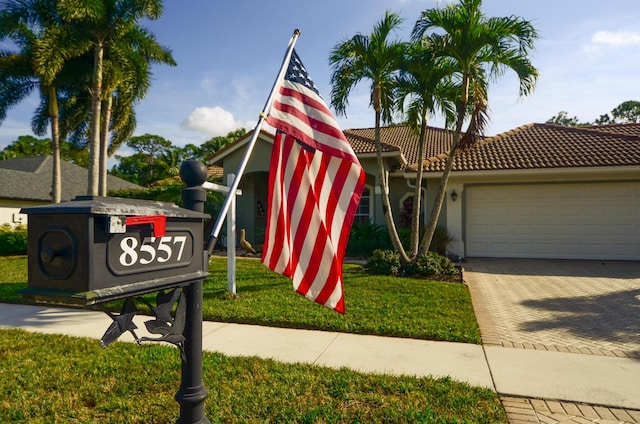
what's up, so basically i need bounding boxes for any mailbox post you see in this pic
[176,160,210,424]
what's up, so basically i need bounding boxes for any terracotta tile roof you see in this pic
[208,122,640,174]
[207,165,224,180]
[418,123,640,172]
[344,125,457,166]
[587,122,640,137]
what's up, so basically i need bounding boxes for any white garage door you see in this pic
[465,182,640,260]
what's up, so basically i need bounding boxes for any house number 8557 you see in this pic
[119,235,187,267]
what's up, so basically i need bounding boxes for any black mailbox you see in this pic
[20,195,210,305]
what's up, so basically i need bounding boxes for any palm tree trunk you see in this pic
[409,116,428,258]
[418,75,469,256]
[99,94,112,196]
[48,86,61,204]
[374,109,410,264]
[88,42,104,196]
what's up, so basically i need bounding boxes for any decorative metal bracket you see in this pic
[100,288,187,360]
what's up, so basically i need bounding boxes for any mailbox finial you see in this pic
[180,160,208,187]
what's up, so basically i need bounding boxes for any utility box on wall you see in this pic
[21,196,209,305]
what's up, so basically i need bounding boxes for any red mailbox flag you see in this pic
[261,50,365,314]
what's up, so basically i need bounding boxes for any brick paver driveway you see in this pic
[464,258,640,359]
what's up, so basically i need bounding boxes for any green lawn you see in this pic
[0,255,480,344]
[0,256,499,422]
[0,329,506,423]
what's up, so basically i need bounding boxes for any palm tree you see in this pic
[0,0,66,203]
[329,11,410,263]
[395,41,457,257]
[34,0,169,196]
[96,25,175,195]
[412,0,538,256]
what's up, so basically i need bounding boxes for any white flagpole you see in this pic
[206,29,301,254]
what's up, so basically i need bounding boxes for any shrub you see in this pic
[430,225,453,256]
[0,224,28,255]
[397,227,411,252]
[404,251,458,277]
[365,249,401,276]
[346,222,391,257]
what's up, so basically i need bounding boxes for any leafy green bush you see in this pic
[404,251,458,277]
[430,225,454,256]
[397,227,411,252]
[346,222,391,257]
[366,249,401,276]
[0,224,27,255]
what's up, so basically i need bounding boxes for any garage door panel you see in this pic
[465,182,640,260]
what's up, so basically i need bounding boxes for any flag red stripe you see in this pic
[261,49,365,313]
[274,86,346,142]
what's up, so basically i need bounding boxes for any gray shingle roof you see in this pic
[0,156,143,202]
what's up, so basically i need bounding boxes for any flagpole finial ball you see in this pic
[180,160,208,187]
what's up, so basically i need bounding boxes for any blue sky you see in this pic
[1,0,639,153]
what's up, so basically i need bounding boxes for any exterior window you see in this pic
[353,187,371,225]
[401,196,414,228]
[400,190,425,228]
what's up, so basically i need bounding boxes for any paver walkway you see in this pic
[464,258,640,423]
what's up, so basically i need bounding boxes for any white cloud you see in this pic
[584,30,640,52]
[181,106,242,136]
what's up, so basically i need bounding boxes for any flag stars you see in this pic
[285,51,319,94]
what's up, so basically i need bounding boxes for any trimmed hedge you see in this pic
[0,225,27,255]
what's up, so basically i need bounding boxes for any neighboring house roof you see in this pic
[207,165,224,180]
[151,164,224,186]
[409,123,640,172]
[0,156,142,202]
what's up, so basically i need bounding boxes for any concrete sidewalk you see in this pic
[1,302,639,413]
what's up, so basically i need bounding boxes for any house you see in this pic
[207,123,640,261]
[0,155,143,227]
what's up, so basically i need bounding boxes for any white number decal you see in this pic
[117,234,190,267]
[156,237,172,263]
[173,236,187,261]
[119,237,139,266]
[138,237,156,265]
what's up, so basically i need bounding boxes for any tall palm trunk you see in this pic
[48,86,61,203]
[373,86,410,264]
[418,75,469,256]
[409,116,428,257]
[88,41,104,196]
[99,93,112,196]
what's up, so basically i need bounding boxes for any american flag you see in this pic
[262,50,365,314]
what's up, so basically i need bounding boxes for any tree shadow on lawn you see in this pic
[519,288,640,356]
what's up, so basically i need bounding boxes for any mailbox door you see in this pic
[27,213,91,292]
